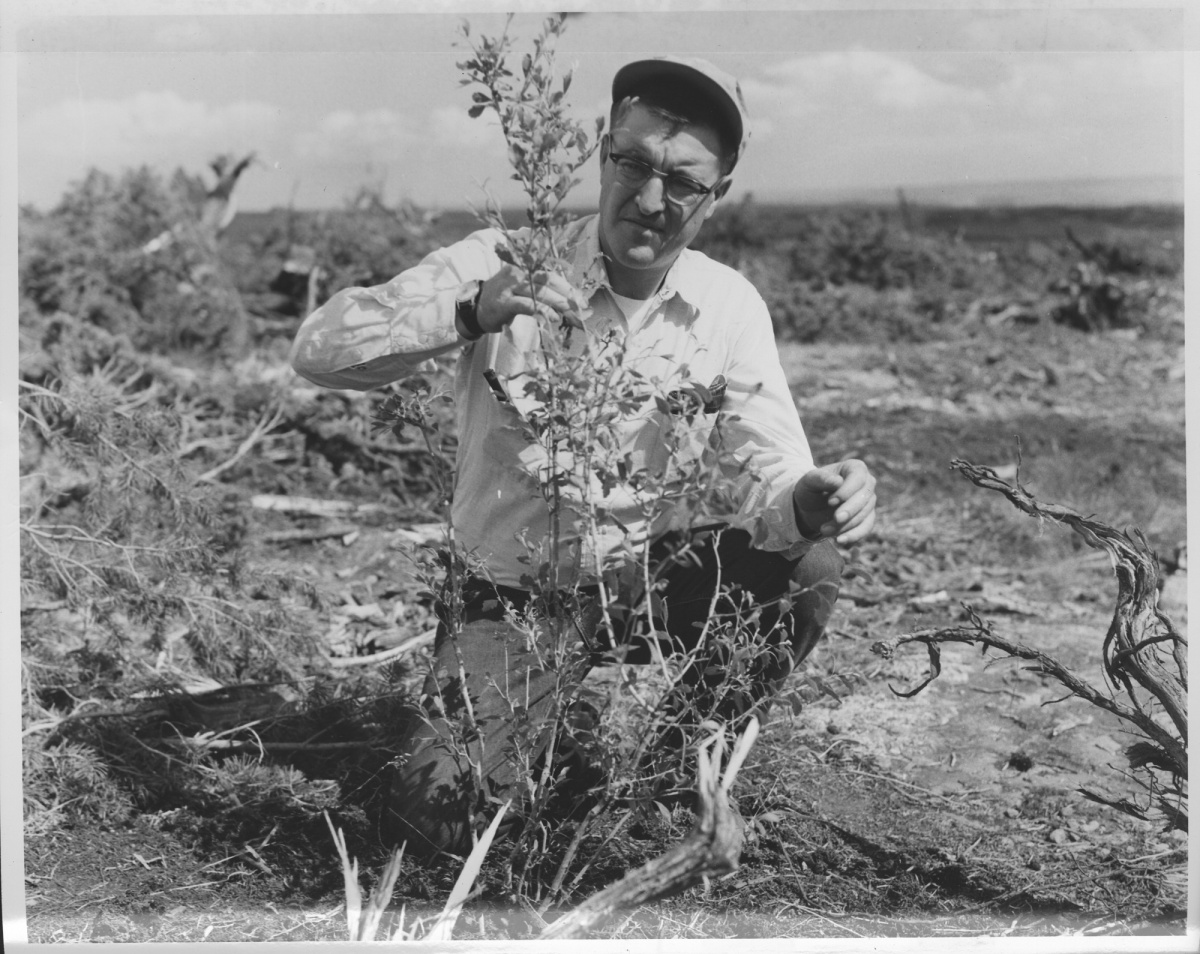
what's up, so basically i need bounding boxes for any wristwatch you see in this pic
[455,280,486,341]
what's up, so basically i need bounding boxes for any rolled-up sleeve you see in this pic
[289,228,505,390]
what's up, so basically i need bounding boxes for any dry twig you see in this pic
[539,719,758,939]
[251,494,388,517]
[326,629,437,669]
[199,404,286,482]
[262,525,358,545]
[871,458,1187,830]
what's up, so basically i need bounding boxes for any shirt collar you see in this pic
[566,215,702,317]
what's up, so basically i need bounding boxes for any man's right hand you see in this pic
[476,266,583,334]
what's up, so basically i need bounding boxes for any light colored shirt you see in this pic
[290,215,816,588]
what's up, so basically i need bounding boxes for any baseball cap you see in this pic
[612,55,750,167]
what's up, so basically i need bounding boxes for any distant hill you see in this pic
[774,175,1183,209]
[226,175,1183,250]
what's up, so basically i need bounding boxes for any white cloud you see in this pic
[19,90,283,207]
[23,90,279,162]
[1007,51,1181,123]
[294,107,413,163]
[957,7,1180,54]
[735,48,1181,193]
[292,102,513,168]
[747,50,984,118]
[429,104,504,150]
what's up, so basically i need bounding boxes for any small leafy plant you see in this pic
[372,14,785,911]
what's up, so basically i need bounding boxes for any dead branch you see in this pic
[326,629,437,669]
[262,525,359,545]
[250,494,391,518]
[873,458,1187,831]
[198,404,286,483]
[949,458,1186,746]
[167,738,380,754]
[389,523,447,547]
[870,611,1183,774]
[539,719,758,940]
[201,152,257,239]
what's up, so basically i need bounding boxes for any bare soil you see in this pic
[22,325,1188,941]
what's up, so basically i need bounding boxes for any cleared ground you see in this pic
[24,321,1187,941]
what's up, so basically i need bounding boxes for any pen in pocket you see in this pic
[483,368,511,404]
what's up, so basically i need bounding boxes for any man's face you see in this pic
[597,102,730,295]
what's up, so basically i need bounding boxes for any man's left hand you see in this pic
[792,459,877,546]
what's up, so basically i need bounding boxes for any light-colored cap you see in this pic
[612,55,750,166]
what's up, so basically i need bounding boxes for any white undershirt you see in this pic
[607,289,655,334]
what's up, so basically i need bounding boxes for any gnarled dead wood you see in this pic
[539,719,758,939]
[201,153,256,239]
[871,612,1184,779]
[951,458,1186,744]
[872,458,1187,831]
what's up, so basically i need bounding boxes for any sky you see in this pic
[7,2,1191,213]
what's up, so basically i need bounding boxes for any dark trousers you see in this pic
[384,529,843,857]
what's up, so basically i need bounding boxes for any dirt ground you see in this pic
[21,326,1189,942]
[747,332,1188,937]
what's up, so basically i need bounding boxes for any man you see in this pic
[291,56,876,857]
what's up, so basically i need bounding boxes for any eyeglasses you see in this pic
[606,148,722,207]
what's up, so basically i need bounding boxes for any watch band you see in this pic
[456,281,486,341]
